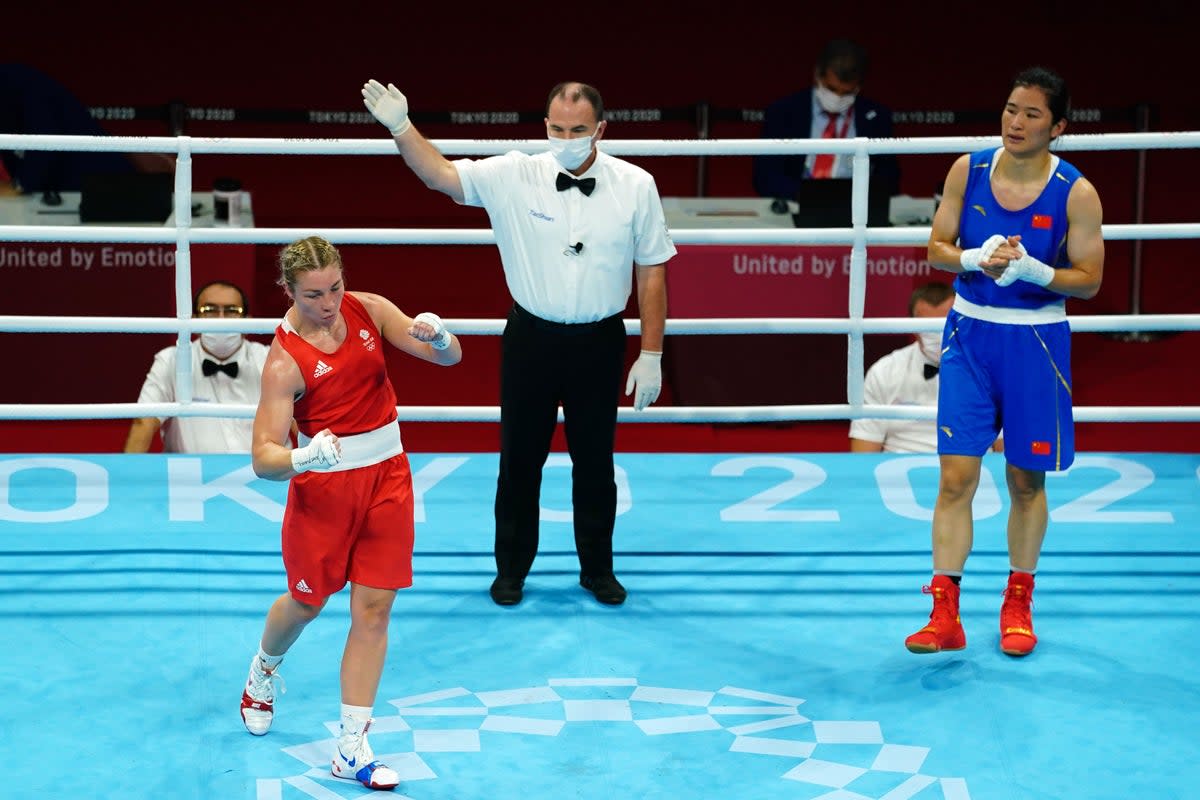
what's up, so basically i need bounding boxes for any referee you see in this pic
[363,78,676,606]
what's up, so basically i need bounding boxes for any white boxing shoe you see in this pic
[239,655,285,736]
[331,720,400,791]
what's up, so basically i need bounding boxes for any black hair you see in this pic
[1011,66,1071,125]
[816,39,868,83]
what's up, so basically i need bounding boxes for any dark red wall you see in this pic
[5,2,1199,452]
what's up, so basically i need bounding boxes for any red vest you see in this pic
[276,292,398,437]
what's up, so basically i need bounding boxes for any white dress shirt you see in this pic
[849,341,939,453]
[454,149,676,323]
[136,337,270,453]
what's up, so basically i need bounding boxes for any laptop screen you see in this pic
[79,172,173,223]
[792,178,891,228]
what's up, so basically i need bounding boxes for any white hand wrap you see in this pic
[995,243,1056,288]
[290,430,342,473]
[959,234,1008,272]
[413,311,451,350]
[624,350,663,412]
[361,79,412,137]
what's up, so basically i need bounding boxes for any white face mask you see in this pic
[547,129,598,171]
[918,332,944,366]
[200,332,243,361]
[814,84,857,116]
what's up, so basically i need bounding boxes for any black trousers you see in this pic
[494,304,626,580]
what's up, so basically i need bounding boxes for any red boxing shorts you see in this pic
[280,452,415,604]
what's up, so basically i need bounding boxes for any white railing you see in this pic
[2,131,1198,425]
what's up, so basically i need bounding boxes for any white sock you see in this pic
[257,645,284,670]
[932,569,963,578]
[1009,565,1036,576]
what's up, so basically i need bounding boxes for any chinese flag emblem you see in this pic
[1031,441,1052,455]
[1032,214,1053,229]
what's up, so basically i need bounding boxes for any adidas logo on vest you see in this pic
[313,360,333,378]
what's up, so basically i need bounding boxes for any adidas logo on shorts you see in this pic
[295,579,313,594]
[313,360,333,378]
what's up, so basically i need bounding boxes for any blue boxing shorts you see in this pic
[937,310,1075,472]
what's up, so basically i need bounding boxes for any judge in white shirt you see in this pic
[850,283,1002,454]
[124,280,270,453]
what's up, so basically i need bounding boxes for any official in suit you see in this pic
[753,39,899,201]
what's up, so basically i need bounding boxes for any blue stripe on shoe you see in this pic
[356,761,397,788]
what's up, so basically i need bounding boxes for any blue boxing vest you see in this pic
[954,148,1080,310]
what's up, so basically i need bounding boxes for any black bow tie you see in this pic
[556,173,596,196]
[924,363,939,380]
[202,358,239,378]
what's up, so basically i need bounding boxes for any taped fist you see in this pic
[290,429,342,473]
[410,311,451,350]
[994,241,1056,288]
[959,234,1008,272]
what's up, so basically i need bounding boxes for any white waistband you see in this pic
[953,295,1067,325]
[298,419,404,472]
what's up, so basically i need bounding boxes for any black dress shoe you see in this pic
[490,576,524,606]
[580,573,627,605]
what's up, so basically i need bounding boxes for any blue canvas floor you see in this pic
[1,452,1197,800]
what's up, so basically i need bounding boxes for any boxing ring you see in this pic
[1,131,1199,800]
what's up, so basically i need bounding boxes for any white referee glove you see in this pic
[361,79,412,137]
[625,350,663,412]
[959,234,1008,272]
[994,242,1057,288]
[411,311,451,350]
[291,429,342,473]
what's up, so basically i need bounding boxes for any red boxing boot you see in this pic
[1000,572,1037,657]
[905,575,967,654]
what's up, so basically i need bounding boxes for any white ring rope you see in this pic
[2,314,1196,336]
[2,130,1198,426]
[0,402,1193,424]
[1,222,1197,245]
[4,130,1200,156]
